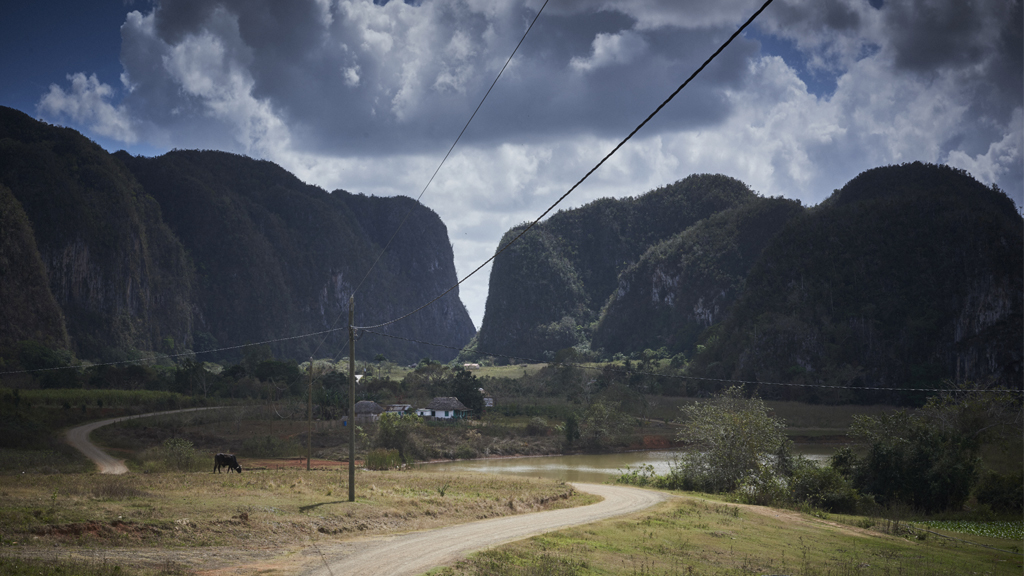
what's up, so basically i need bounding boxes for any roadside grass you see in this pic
[0,470,595,550]
[0,554,192,575]
[436,495,1022,576]
[0,446,93,475]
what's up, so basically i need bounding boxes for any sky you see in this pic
[3,0,1021,331]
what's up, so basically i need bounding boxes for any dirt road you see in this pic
[299,482,670,576]
[65,407,227,474]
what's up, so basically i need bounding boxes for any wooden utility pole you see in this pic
[348,296,356,502]
[307,356,313,471]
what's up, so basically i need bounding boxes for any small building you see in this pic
[463,363,480,369]
[384,403,412,415]
[354,400,384,423]
[483,397,494,408]
[416,397,470,420]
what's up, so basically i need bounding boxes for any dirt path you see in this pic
[65,407,227,474]
[294,483,670,576]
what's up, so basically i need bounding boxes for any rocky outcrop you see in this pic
[0,107,475,364]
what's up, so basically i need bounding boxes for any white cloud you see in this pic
[570,30,647,72]
[37,73,137,143]
[32,0,1023,327]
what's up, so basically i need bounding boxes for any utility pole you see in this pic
[348,295,356,502]
[307,355,313,472]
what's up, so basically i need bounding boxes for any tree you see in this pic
[578,400,630,449]
[846,410,978,513]
[671,386,789,492]
[450,368,484,417]
[564,413,581,446]
[376,412,422,462]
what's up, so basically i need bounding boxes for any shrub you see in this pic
[737,463,790,507]
[974,472,1023,513]
[790,461,860,513]
[525,417,549,436]
[365,448,402,470]
[143,438,204,472]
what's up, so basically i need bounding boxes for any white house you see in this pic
[416,397,470,420]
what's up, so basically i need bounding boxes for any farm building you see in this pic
[416,397,470,420]
[354,400,384,423]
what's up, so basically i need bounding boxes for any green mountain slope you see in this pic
[691,162,1022,394]
[592,196,804,356]
[0,184,69,350]
[476,174,757,360]
[0,107,475,365]
[0,107,194,359]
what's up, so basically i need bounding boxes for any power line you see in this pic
[364,329,1021,395]
[0,327,349,376]
[309,0,552,359]
[355,0,777,331]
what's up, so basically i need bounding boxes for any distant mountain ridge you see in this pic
[0,106,475,364]
[477,163,1022,391]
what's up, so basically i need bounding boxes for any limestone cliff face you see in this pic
[477,174,757,360]
[692,163,1023,393]
[0,184,68,349]
[0,107,193,359]
[592,197,804,355]
[0,107,474,364]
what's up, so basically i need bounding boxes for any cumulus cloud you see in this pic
[37,73,137,143]
[570,30,647,72]
[33,0,1024,325]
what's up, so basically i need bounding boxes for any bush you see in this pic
[143,438,205,472]
[455,444,478,460]
[974,472,1023,513]
[525,417,549,436]
[365,448,402,470]
[791,461,860,513]
[737,463,790,506]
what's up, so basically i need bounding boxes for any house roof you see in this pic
[425,397,470,411]
[354,400,383,414]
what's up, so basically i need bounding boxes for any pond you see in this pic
[419,444,838,483]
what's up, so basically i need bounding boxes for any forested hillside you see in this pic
[476,163,1021,393]
[691,163,1022,393]
[476,174,758,360]
[592,196,804,355]
[0,106,475,366]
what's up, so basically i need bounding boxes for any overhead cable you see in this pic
[308,0,551,359]
[355,0,777,331]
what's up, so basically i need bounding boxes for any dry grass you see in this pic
[0,469,596,551]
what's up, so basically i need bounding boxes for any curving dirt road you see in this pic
[66,407,227,474]
[64,409,671,575]
[300,482,670,576]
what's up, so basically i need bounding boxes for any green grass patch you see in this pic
[438,495,1022,576]
[914,520,1024,541]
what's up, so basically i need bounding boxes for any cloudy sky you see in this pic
[3,0,1021,330]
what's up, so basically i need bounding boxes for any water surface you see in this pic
[420,445,836,483]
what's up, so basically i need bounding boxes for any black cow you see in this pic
[214,453,242,473]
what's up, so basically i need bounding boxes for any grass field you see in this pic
[435,494,1023,576]
[0,470,590,550]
